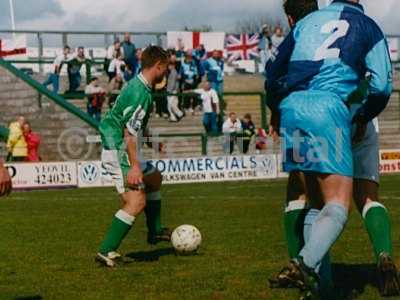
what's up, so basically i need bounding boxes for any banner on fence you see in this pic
[379,149,400,174]
[150,155,278,184]
[5,162,77,189]
[77,161,113,188]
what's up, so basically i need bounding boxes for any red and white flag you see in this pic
[226,34,260,62]
[167,31,225,52]
[0,35,27,57]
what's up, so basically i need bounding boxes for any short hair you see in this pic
[64,45,71,50]
[283,0,318,23]
[141,46,169,70]
[244,113,252,119]
[90,77,98,83]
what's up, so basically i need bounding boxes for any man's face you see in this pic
[212,51,219,59]
[78,48,84,57]
[115,42,121,50]
[17,117,25,127]
[64,48,70,56]
[124,33,130,42]
[230,114,237,122]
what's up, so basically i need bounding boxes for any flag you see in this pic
[226,34,260,62]
[0,35,27,57]
[167,32,225,52]
[388,38,399,62]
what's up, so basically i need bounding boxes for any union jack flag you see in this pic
[225,33,260,62]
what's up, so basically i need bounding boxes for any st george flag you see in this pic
[226,33,260,62]
[167,31,225,52]
[0,35,27,57]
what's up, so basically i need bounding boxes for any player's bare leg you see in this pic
[354,179,400,297]
[96,189,146,267]
[143,169,171,245]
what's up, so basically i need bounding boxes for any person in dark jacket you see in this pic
[240,114,256,154]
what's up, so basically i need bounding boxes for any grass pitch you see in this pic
[1,176,400,300]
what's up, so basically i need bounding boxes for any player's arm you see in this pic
[0,160,12,197]
[353,31,393,124]
[265,30,295,138]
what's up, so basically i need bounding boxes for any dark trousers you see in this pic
[68,72,81,92]
[87,103,102,122]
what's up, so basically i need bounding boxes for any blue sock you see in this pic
[300,202,348,270]
[304,209,334,293]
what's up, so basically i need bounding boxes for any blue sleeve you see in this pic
[264,30,295,111]
[354,35,393,122]
[202,60,210,72]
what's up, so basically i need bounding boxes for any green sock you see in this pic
[363,202,393,261]
[284,200,307,259]
[99,210,135,254]
[145,191,162,235]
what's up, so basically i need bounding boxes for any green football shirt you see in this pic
[100,73,153,150]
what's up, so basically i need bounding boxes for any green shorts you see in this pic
[101,149,156,194]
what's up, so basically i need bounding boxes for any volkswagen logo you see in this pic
[80,163,99,184]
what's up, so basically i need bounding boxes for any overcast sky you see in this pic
[0,0,398,37]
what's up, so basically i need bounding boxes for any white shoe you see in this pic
[95,251,122,268]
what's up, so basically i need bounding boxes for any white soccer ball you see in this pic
[171,225,202,254]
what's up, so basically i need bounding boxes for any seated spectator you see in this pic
[23,122,41,162]
[67,46,89,93]
[6,116,27,162]
[240,114,256,154]
[203,50,224,95]
[108,74,124,109]
[166,61,184,122]
[194,82,220,134]
[108,53,126,81]
[222,112,242,154]
[256,128,268,154]
[43,45,71,94]
[105,39,124,81]
[85,77,106,122]
[180,52,201,114]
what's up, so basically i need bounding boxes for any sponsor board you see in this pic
[77,161,113,188]
[150,155,278,184]
[379,149,400,174]
[5,162,77,189]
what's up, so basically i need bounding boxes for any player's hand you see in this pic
[0,166,12,197]
[352,121,367,145]
[127,164,144,188]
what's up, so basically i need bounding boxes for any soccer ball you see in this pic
[171,225,202,254]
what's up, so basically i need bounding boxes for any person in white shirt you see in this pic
[194,82,220,134]
[222,112,242,154]
[108,53,126,81]
[271,25,285,53]
[42,45,71,94]
[106,39,124,80]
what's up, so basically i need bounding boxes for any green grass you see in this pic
[1,176,400,300]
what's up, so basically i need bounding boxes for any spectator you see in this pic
[105,39,124,80]
[271,25,285,53]
[176,43,186,65]
[0,125,9,143]
[134,48,143,75]
[166,61,184,122]
[222,112,242,154]
[259,25,272,72]
[123,64,135,82]
[85,77,106,122]
[154,77,169,119]
[256,128,268,154]
[121,33,137,71]
[180,52,201,114]
[6,116,27,162]
[23,122,41,162]
[240,114,256,154]
[107,74,124,108]
[203,50,224,95]
[108,53,126,80]
[194,81,220,134]
[43,45,71,94]
[67,46,89,93]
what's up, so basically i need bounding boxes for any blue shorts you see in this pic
[279,91,353,177]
